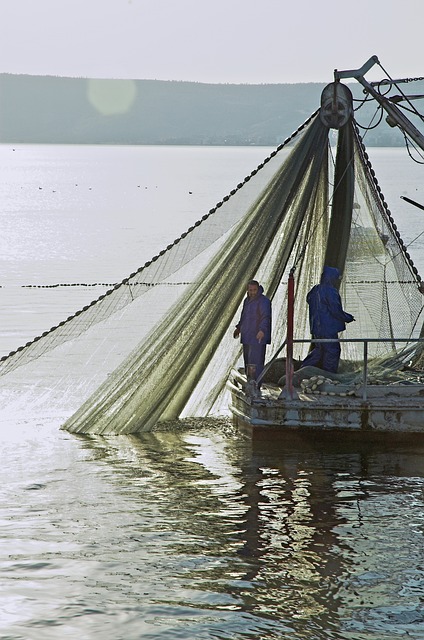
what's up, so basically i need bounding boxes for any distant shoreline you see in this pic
[1,74,421,147]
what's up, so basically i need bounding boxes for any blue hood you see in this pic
[320,266,340,287]
[246,284,264,299]
[307,265,354,337]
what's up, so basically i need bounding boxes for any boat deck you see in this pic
[228,369,424,434]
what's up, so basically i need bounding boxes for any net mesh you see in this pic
[338,125,424,361]
[0,111,423,433]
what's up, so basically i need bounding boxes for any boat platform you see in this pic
[227,368,424,435]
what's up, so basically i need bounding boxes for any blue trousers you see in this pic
[301,336,341,373]
[243,344,266,381]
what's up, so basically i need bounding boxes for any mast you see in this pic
[323,120,354,276]
[318,56,424,277]
[324,58,424,358]
[319,81,355,279]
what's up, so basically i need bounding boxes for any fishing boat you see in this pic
[1,56,424,436]
[228,56,424,435]
[228,361,424,435]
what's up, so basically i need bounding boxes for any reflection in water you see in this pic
[1,419,424,639]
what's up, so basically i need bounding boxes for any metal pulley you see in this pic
[319,82,353,129]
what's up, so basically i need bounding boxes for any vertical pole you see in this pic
[362,340,368,401]
[285,268,295,399]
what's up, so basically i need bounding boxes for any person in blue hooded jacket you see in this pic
[301,266,354,373]
[233,280,272,382]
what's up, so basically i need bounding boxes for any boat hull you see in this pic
[228,369,424,435]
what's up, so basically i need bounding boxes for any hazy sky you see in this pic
[1,0,423,85]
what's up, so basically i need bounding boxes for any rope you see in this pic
[8,282,193,288]
[403,132,424,165]
[374,62,424,124]
[353,121,423,284]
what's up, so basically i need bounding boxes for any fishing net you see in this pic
[336,123,424,363]
[0,106,423,434]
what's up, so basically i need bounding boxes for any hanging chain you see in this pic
[372,76,424,86]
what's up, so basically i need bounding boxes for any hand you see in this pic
[256,330,264,343]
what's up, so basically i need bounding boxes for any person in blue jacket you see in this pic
[233,280,272,383]
[301,266,354,373]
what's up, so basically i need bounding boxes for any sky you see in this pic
[0,0,423,85]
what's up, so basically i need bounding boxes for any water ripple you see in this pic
[0,421,423,638]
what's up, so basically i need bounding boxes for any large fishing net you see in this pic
[0,105,423,433]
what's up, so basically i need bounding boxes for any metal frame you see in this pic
[291,337,424,401]
[333,55,424,152]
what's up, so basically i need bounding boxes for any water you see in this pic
[0,144,424,639]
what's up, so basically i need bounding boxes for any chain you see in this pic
[401,76,424,83]
[373,76,424,86]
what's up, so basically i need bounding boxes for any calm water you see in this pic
[0,144,424,639]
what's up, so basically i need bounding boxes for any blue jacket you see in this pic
[307,266,354,337]
[237,286,272,345]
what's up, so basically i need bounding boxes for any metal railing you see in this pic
[285,337,424,401]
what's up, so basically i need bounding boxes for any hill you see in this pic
[0,74,421,146]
